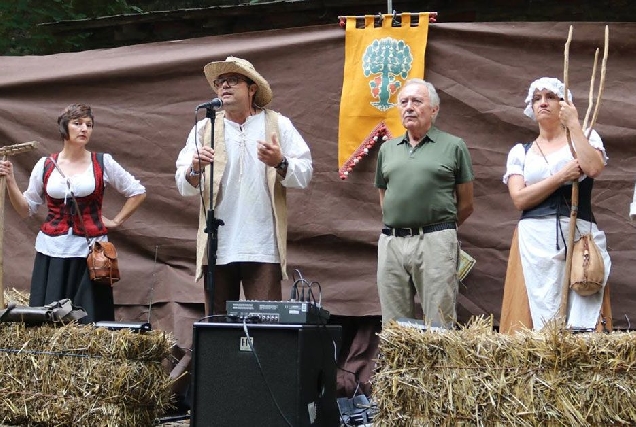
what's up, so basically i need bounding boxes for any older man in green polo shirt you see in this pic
[375,78,475,327]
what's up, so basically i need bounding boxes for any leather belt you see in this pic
[381,222,456,237]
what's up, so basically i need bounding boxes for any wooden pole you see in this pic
[0,141,38,309]
[558,25,609,321]
[0,154,6,309]
[586,26,609,137]
[582,48,599,131]
[558,25,576,320]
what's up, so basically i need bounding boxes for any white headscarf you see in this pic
[524,77,573,121]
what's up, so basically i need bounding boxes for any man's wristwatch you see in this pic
[188,166,202,177]
[275,157,288,171]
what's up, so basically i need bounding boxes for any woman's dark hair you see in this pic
[57,104,94,140]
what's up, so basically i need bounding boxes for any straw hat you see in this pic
[203,56,273,107]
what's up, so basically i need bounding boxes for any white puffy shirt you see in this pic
[23,154,146,258]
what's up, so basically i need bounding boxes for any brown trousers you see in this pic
[203,262,282,316]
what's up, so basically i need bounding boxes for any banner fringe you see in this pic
[338,122,392,180]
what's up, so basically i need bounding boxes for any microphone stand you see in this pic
[204,106,224,319]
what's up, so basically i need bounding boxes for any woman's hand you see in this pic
[0,160,15,182]
[0,160,29,218]
[102,217,120,229]
[559,101,581,130]
[102,193,146,230]
[557,159,582,183]
[560,101,606,178]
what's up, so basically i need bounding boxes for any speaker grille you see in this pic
[191,322,341,426]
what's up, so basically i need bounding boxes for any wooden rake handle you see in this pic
[0,140,39,309]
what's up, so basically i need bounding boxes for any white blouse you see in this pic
[24,154,146,258]
[503,129,607,185]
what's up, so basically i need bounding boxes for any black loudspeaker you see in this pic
[191,322,342,426]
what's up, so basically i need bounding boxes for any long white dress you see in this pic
[503,132,611,330]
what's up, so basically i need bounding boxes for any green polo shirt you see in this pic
[375,126,474,228]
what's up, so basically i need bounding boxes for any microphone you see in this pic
[195,98,223,110]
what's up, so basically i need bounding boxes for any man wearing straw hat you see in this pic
[175,56,313,316]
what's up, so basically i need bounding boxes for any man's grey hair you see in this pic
[399,78,440,122]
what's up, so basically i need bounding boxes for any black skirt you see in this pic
[29,251,115,323]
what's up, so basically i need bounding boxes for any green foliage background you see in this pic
[0,0,140,55]
[1,0,632,56]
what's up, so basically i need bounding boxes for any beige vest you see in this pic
[195,109,288,281]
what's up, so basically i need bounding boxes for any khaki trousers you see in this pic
[377,229,459,326]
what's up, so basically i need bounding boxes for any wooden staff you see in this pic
[585,26,609,138]
[558,26,609,320]
[0,141,38,308]
[558,26,575,320]
[582,48,599,131]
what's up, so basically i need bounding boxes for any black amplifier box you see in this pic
[226,300,330,325]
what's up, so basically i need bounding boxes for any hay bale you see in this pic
[373,317,636,426]
[0,322,175,426]
[3,288,29,306]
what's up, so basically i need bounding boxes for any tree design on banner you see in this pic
[338,13,429,179]
[364,38,413,112]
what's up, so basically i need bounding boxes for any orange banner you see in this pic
[337,13,429,179]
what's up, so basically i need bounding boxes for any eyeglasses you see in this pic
[213,75,250,89]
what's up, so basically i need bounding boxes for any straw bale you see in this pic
[0,322,175,426]
[373,316,636,426]
[3,288,29,306]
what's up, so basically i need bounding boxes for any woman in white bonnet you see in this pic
[499,77,612,333]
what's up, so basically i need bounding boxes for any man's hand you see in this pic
[257,133,284,167]
[191,146,215,172]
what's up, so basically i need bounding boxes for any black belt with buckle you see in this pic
[381,222,456,237]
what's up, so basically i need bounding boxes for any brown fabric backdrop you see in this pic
[1,23,636,353]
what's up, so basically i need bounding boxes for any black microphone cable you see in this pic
[242,317,294,427]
